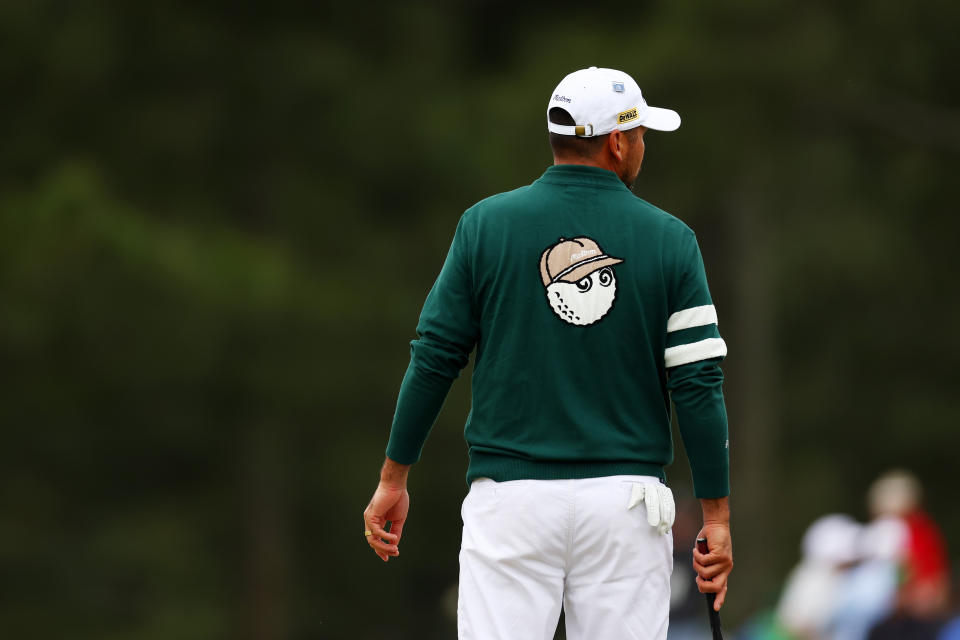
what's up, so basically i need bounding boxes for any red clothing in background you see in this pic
[903,510,947,585]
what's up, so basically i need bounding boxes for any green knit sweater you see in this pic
[386,164,730,498]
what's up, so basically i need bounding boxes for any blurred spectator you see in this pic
[777,514,864,639]
[758,471,960,640]
[827,516,907,640]
[868,470,950,618]
[741,470,952,640]
[863,470,950,640]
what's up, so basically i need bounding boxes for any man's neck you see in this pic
[552,156,627,187]
[552,155,615,171]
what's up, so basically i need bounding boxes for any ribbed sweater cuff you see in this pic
[691,462,730,499]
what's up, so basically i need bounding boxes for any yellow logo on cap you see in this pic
[617,107,640,124]
[618,107,639,124]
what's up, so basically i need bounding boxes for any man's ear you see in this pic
[607,129,625,163]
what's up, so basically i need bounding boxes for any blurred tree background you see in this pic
[1,1,958,638]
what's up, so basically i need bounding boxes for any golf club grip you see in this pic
[695,537,724,640]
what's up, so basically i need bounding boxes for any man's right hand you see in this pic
[362,458,411,562]
[692,497,733,610]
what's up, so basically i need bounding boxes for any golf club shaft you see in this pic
[695,537,724,640]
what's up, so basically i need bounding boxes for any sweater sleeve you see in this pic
[385,215,479,464]
[665,232,730,499]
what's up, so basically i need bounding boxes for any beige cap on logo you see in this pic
[539,237,624,287]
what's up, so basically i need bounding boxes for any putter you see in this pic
[695,538,724,640]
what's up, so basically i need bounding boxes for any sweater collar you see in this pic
[536,164,629,190]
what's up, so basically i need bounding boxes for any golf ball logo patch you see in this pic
[539,236,624,326]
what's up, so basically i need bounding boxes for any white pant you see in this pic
[458,476,673,640]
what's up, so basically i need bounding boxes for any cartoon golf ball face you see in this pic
[539,237,624,326]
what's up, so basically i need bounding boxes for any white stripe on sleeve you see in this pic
[667,305,718,332]
[664,338,728,368]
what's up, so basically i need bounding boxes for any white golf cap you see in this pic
[547,66,681,137]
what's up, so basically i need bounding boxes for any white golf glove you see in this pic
[627,482,675,535]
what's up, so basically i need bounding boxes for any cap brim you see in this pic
[556,257,624,284]
[640,106,681,132]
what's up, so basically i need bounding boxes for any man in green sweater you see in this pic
[363,66,733,640]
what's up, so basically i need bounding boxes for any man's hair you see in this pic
[548,107,608,158]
